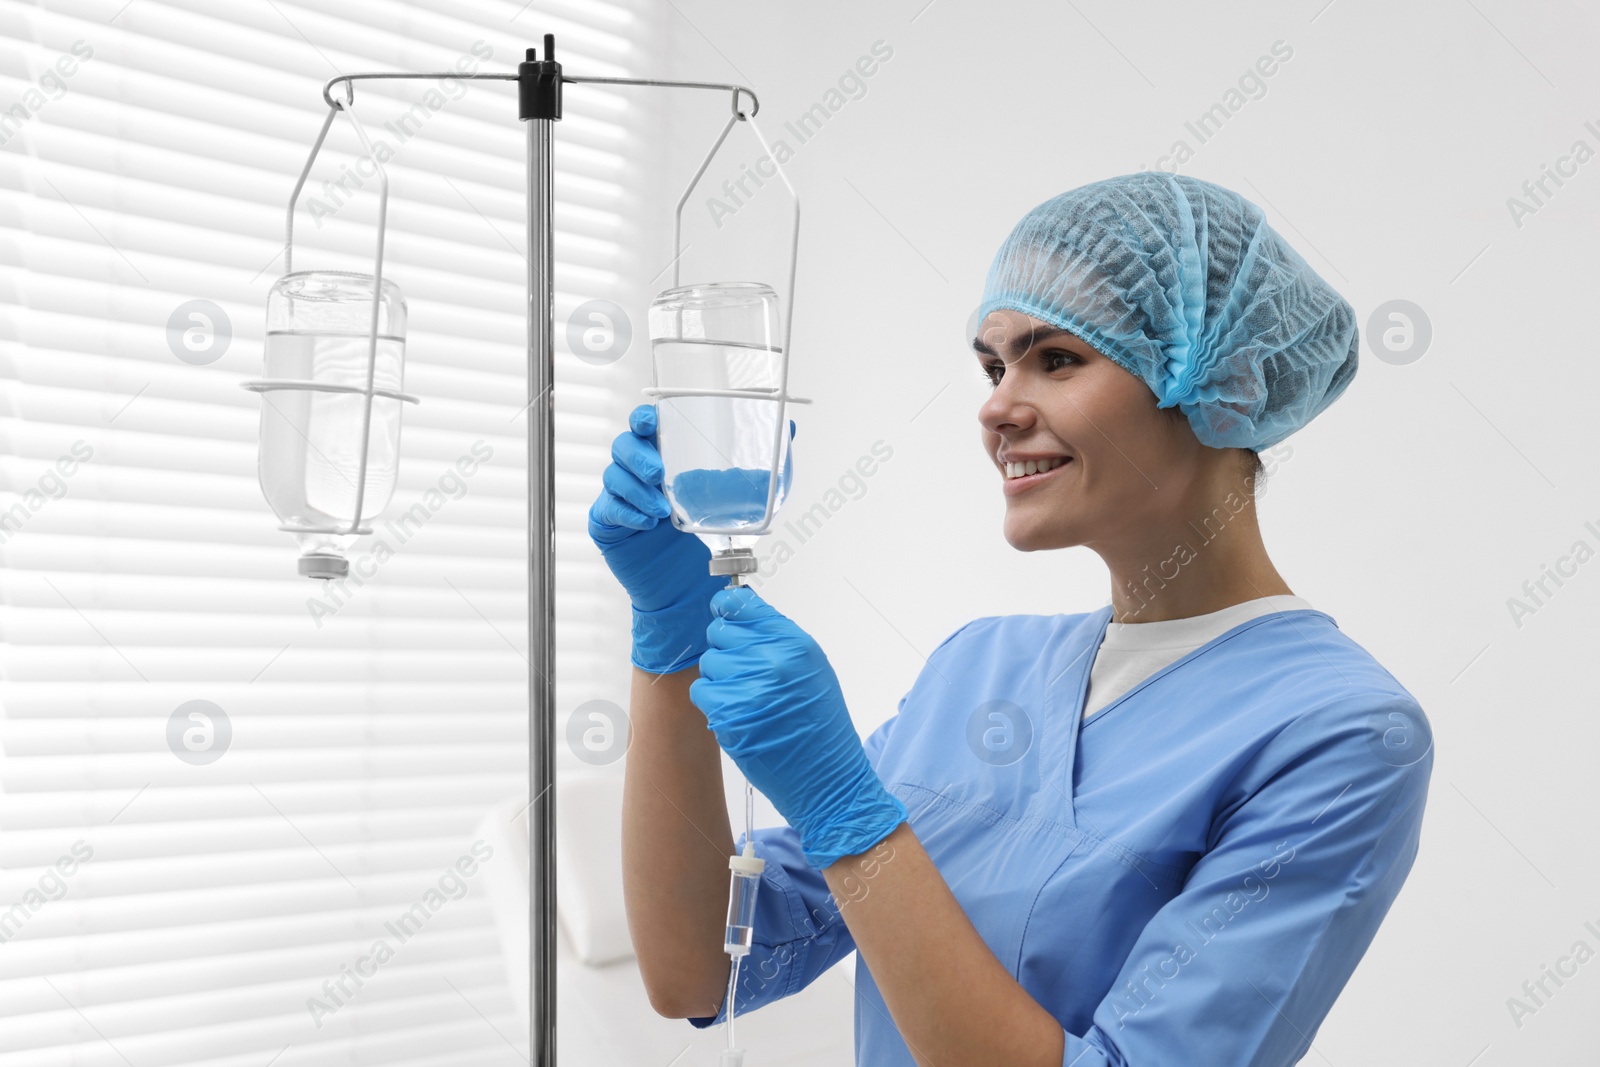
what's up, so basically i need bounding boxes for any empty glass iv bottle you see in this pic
[255,270,409,580]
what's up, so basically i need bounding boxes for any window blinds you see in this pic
[0,1,651,1063]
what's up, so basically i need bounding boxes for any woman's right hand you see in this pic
[588,404,724,674]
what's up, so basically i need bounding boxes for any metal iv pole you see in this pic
[318,34,761,1066]
[522,43,561,1067]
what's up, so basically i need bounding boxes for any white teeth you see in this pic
[1004,457,1067,479]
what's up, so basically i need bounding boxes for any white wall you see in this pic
[646,1,1600,1064]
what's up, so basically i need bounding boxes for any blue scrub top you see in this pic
[689,604,1433,1066]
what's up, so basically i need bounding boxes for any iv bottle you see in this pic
[258,271,407,579]
[647,282,793,573]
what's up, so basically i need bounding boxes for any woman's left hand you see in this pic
[689,586,907,869]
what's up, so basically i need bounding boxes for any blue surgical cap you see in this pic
[977,172,1357,451]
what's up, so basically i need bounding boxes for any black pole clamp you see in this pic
[519,33,563,121]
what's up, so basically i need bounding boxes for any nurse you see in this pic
[594,172,1433,1066]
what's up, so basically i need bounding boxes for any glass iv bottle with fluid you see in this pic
[258,270,407,579]
[647,282,793,578]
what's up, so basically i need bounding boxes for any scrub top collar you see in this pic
[1040,602,1339,825]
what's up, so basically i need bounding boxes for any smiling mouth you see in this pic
[1002,457,1070,480]
[1001,457,1072,493]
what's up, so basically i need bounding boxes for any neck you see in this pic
[1094,487,1291,623]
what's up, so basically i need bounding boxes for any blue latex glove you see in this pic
[689,586,908,869]
[587,404,725,674]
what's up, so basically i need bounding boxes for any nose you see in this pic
[979,364,1037,436]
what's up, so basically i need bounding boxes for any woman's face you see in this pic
[975,309,1212,554]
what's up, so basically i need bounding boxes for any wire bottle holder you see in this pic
[241,88,422,579]
[642,103,812,574]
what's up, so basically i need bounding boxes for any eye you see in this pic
[978,349,1080,387]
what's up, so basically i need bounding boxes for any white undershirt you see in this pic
[1082,595,1315,719]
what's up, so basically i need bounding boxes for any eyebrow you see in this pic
[971,325,1077,359]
